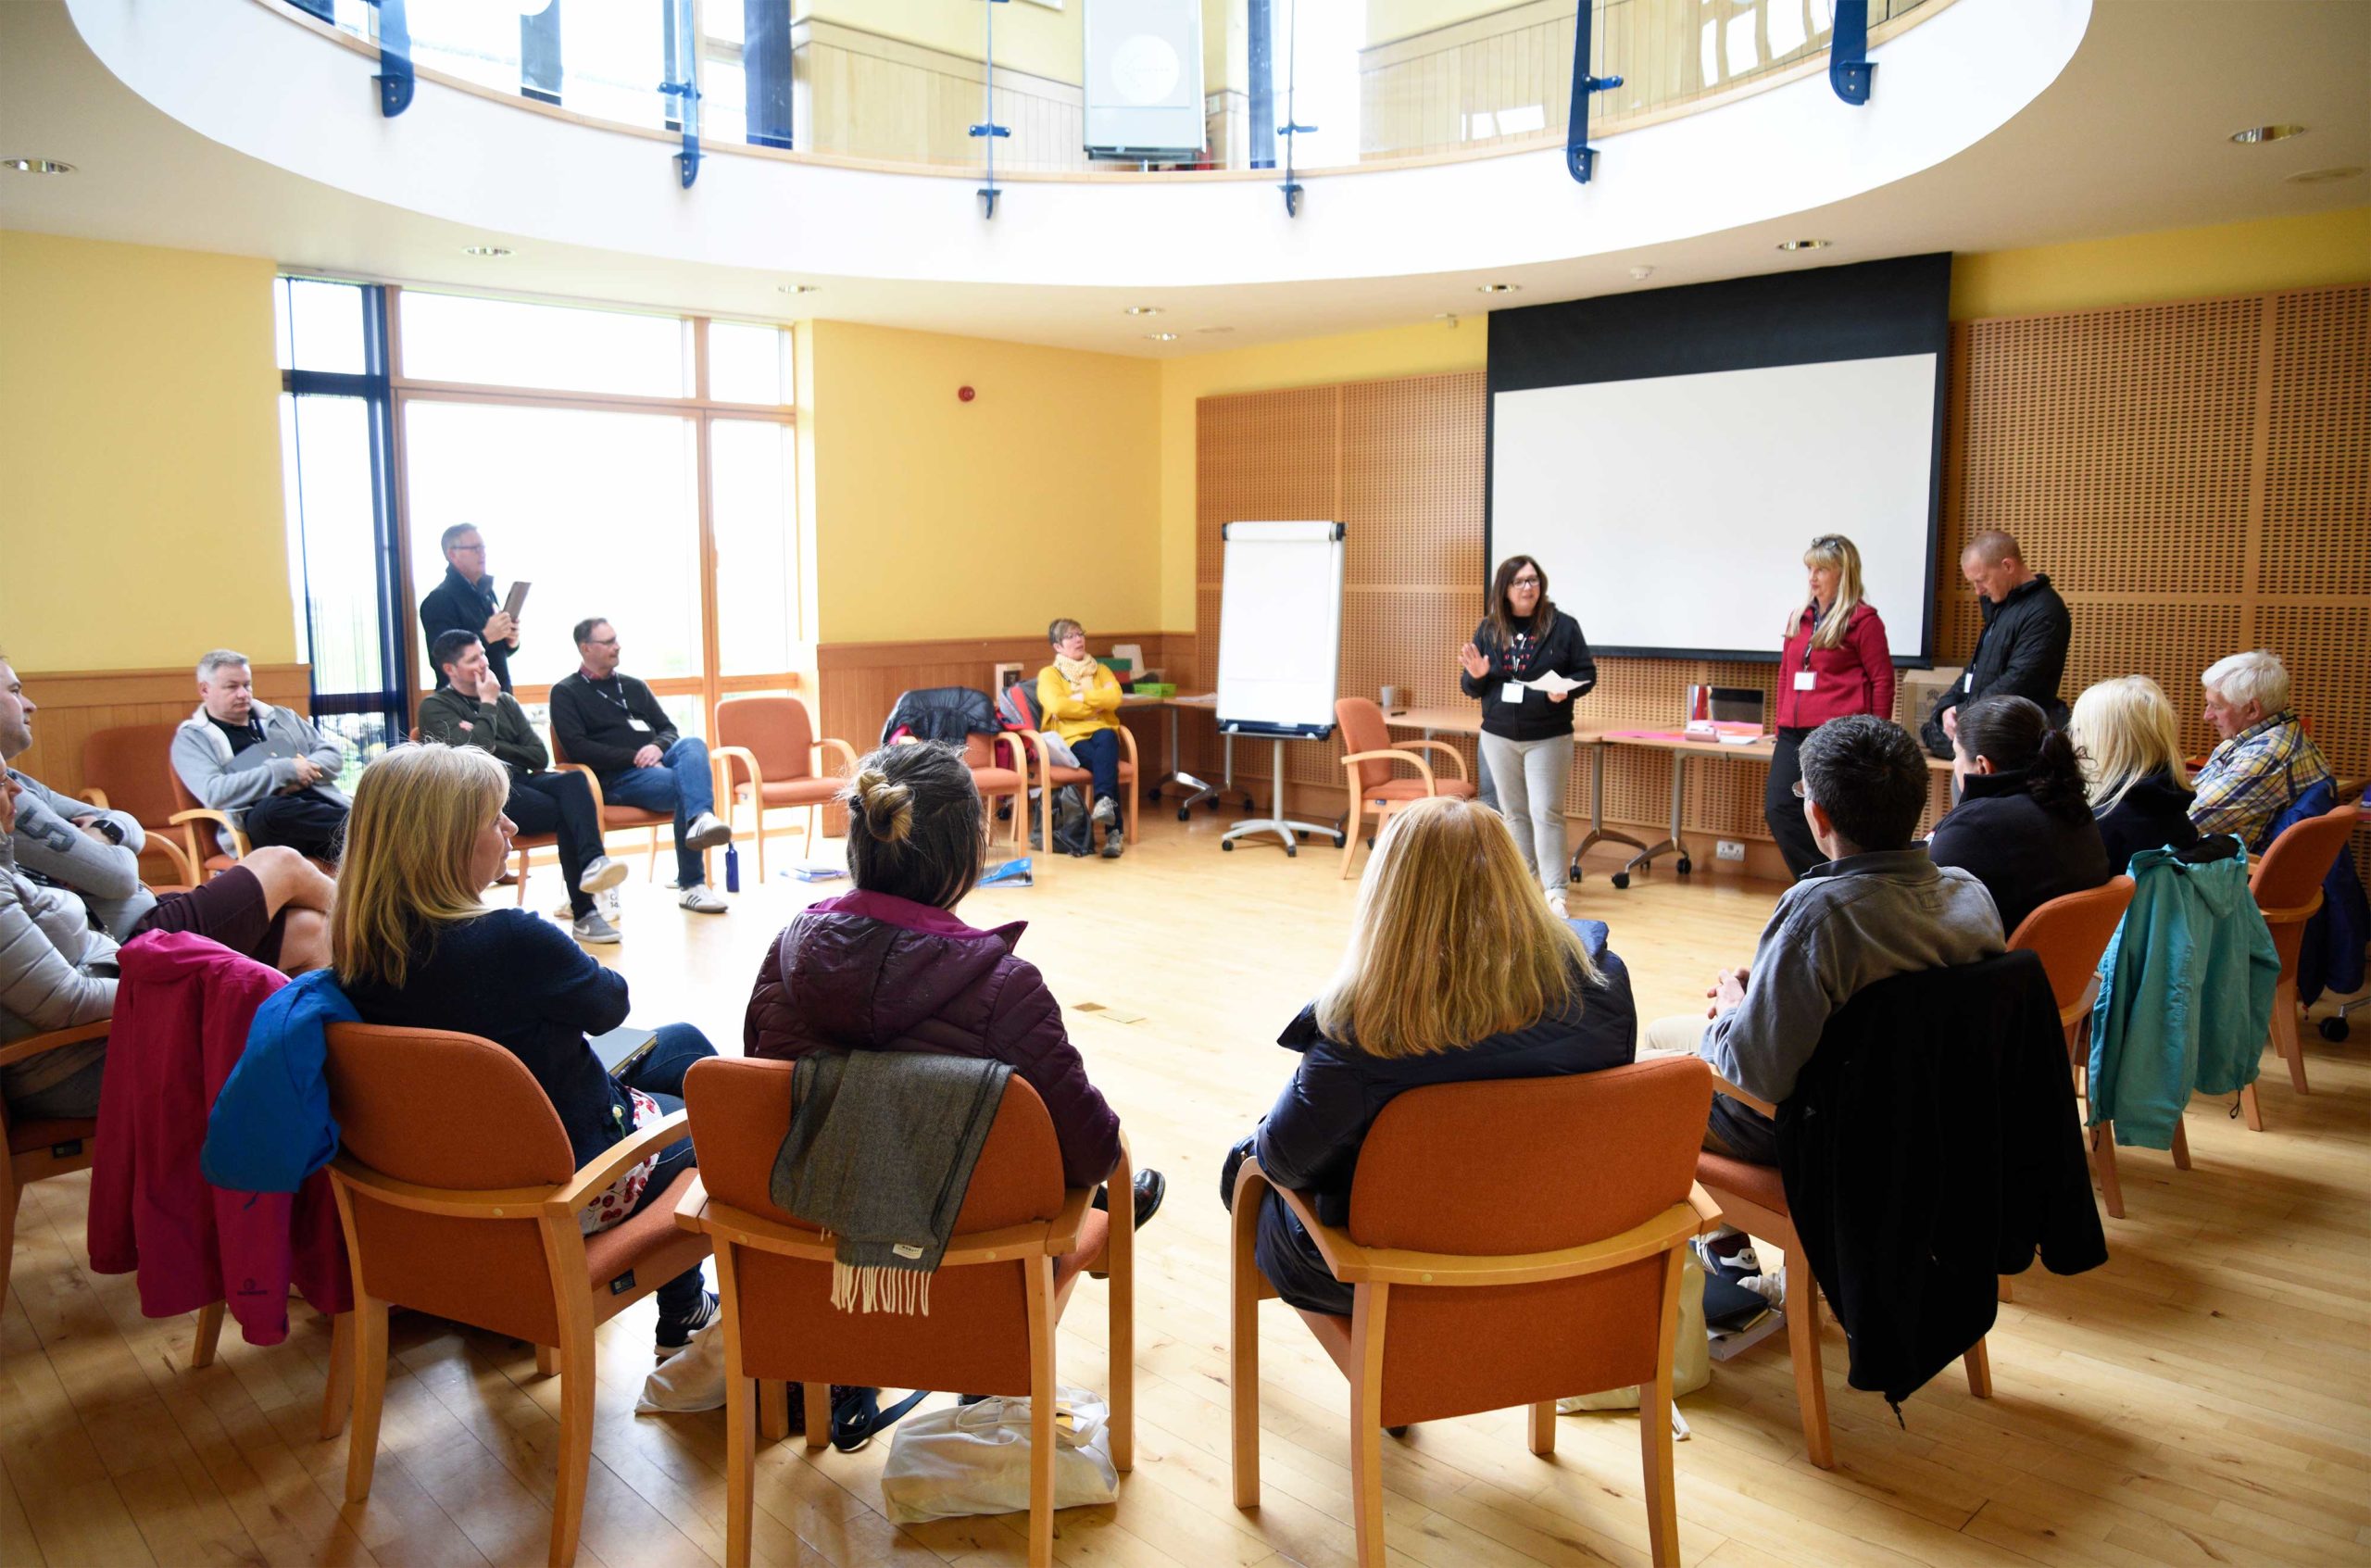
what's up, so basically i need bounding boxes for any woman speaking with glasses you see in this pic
[1457,556,1596,917]
[1768,534,1895,878]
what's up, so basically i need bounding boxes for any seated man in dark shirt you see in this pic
[168,649,350,863]
[547,618,732,914]
[417,631,627,945]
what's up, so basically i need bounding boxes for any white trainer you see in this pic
[1546,888,1569,920]
[683,812,733,852]
[578,855,629,895]
[680,884,728,913]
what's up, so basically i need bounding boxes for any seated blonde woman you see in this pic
[2067,675,2199,873]
[332,744,720,1357]
[1223,796,1637,1316]
[1035,618,1126,859]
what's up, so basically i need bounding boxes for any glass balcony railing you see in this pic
[290,0,1938,179]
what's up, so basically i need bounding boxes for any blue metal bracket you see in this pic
[972,0,1011,219]
[1830,0,1875,104]
[1564,0,1623,183]
[1275,1,1311,216]
[370,0,414,118]
[661,0,702,186]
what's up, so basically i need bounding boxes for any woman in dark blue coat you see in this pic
[1224,797,1637,1316]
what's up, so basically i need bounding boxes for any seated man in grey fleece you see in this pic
[169,649,351,864]
[1642,714,2004,1164]
[1,656,332,960]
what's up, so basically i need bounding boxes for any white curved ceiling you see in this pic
[2,0,2365,353]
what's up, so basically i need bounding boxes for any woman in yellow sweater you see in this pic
[1035,618,1126,858]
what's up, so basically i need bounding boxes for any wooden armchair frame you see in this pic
[1337,741,1470,880]
[77,788,201,888]
[331,1106,705,1568]
[1229,1154,1718,1568]
[711,730,860,882]
[1016,726,1139,858]
[1694,1069,1992,1471]
[2247,803,2358,1100]
[674,1137,1135,1568]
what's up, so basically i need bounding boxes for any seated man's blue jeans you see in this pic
[1071,727,1123,806]
[616,1022,717,1331]
[600,737,716,889]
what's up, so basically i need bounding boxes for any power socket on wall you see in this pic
[1715,840,1747,862]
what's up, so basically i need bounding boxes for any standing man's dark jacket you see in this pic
[1921,574,2072,756]
[1775,951,2106,1407]
[549,671,678,772]
[1926,769,2113,936]
[420,565,513,691]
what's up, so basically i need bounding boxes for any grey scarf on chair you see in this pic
[771,1049,1013,1315]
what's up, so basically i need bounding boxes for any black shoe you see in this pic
[654,1290,719,1359]
[1092,1169,1165,1231]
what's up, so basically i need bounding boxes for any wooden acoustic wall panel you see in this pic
[11,665,314,809]
[2262,287,2371,598]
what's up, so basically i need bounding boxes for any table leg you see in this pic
[1157,702,1215,818]
[1572,737,1646,885]
[1620,747,1687,881]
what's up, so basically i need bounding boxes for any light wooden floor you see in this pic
[7,809,2369,1568]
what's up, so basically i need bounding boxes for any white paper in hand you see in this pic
[1524,671,1587,696]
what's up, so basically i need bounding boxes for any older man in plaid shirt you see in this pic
[2190,650,2333,851]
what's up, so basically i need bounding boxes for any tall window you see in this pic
[273,279,802,761]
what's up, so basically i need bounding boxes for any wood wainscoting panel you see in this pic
[11,664,313,809]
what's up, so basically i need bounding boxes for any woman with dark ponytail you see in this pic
[744,741,1164,1223]
[1927,695,2112,935]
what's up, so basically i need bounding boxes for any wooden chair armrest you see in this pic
[550,1109,691,1216]
[1707,1067,1778,1119]
[1011,731,1051,775]
[672,1173,709,1233]
[711,746,764,803]
[0,1020,111,1072]
[2255,891,2326,925]
[816,736,859,776]
[1048,1182,1096,1257]
[556,762,609,817]
[1115,722,1139,771]
[140,833,199,889]
[81,787,110,809]
[1399,738,1470,782]
[169,807,248,861]
[1338,748,1436,793]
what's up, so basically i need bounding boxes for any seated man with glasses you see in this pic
[548,617,733,914]
[419,523,521,692]
[1642,715,2002,1163]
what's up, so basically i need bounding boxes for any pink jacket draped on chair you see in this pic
[85,932,350,1345]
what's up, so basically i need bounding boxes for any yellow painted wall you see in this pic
[0,231,292,671]
[1949,207,2371,320]
[805,321,1161,642]
[1154,318,1486,627]
[802,0,1083,85]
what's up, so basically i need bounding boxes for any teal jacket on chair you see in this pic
[2088,844,2277,1150]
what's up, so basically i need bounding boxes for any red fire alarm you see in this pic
[958,384,976,402]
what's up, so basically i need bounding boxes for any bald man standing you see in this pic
[1921,530,2072,758]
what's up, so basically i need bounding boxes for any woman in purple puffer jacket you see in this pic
[745,741,1164,1220]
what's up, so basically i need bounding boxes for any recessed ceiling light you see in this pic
[3,158,75,174]
[1123,306,1162,316]
[2286,165,2362,184]
[1777,238,1832,252]
[1144,332,1179,342]
[462,245,513,257]
[778,282,822,295]
[1477,282,1521,294]
[2229,124,2305,144]
[1195,326,1235,334]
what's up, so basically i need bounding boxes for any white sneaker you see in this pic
[578,855,629,895]
[571,911,622,945]
[680,884,728,913]
[1090,796,1118,828]
[683,812,733,852]
[601,886,623,922]
[1546,888,1569,919]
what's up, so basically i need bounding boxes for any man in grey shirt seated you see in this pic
[169,649,351,863]
[1645,714,2004,1164]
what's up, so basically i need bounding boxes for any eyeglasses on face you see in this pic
[449,542,485,554]
[1510,575,1543,588]
[585,636,619,647]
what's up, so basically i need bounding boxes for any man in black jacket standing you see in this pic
[549,617,733,913]
[419,524,520,691]
[1920,529,2072,758]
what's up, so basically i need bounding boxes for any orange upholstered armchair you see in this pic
[0,1022,108,1304]
[82,721,220,883]
[1334,696,1475,880]
[323,1024,712,1568]
[2006,878,2143,1216]
[712,694,859,880]
[1229,1058,1720,1568]
[676,1058,1134,1568]
[546,720,682,882]
[2250,800,2360,1098]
